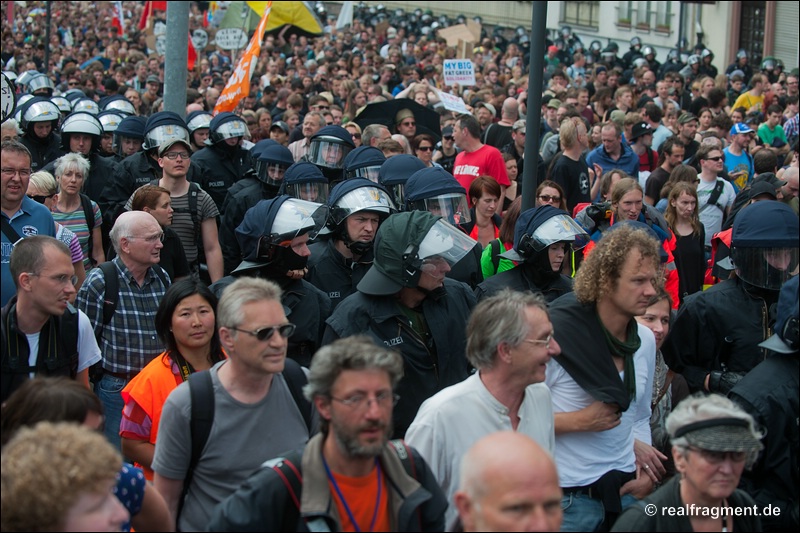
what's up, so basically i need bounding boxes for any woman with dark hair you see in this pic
[412,133,438,167]
[129,184,190,281]
[464,175,502,247]
[535,180,569,212]
[480,196,522,278]
[344,87,367,123]
[120,280,225,480]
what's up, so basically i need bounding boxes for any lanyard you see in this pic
[322,454,382,532]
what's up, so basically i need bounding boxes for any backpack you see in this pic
[177,358,314,521]
[149,179,202,264]
[78,193,96,266]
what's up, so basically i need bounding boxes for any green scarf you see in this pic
[599,315,641,402]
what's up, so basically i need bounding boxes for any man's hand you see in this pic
[707,371,746,393]
[634,439,668,483]
[581,401,622,432]
[620,470,655,500]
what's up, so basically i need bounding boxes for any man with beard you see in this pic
[306,179,396,310]
[210,196,332,367]
[153,277,316,532]
[208,335,447,532]
[544,224,662,531]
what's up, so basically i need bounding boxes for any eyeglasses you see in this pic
[538,194,561,204]
[704,156,724,162]
[162,152,190,160]
[331,391,400,411]
[68,81,80,86]
[417,146,433,152]
[127,231,164,243]
[444,136,454,141]
[27,193,56,204]
[401,121,416,127]
[231,323,296,341]
[686,446,747,464]
[27,272,78,287]
[351,134,361,139]
[523,333,555,350]
[1,168,32,179]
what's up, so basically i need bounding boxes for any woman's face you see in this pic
[285,113,300,130]
[505,159,518,181]
[414,91,428,106]
[590,125,602,146]
[474,191,499,219]
[57,167,85,197]
[671,191,697,220]
[259,112,272,130]
[145,192,173,227]
[536,186,562,208]
[673,444,746,503]
[548,242,568,272]
[171,293,216,353]
[635,298,670,349]
[415,138,434,163]
[699,111,712,129]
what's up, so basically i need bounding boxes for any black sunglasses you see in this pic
[28,194,55,204]
[231,323,296,341]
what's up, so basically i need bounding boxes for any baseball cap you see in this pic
[475,101,496,118]
[158,138,192,157]
[759,276,798,354]
[146,75,160,85]
[630,121,653,140]
[677,112,697,124]
[548,45,559,54]
[731,123,754,135]
[441,125,454,137]
[512,119,526,133]
[270,120,290,134]
[547,99,562,110]
[748,181,778,200]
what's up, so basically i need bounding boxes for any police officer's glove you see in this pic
[708,371,746,393]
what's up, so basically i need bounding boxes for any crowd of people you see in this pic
[1,1,799,532]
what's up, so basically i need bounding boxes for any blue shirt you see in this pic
[1,197,56,306]
[586,142,640,179]
[723,147,754,193]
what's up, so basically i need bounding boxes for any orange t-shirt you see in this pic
[329,465,391,532]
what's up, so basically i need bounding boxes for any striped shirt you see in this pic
[52,200,102,269]
[76,257,169,374]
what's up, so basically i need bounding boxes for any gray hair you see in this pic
[466,289,548,369]
[667,393,763,468]
[1,118,22,137]
[216,277,283,330]
[304,335,403,402]
[54,152,91,185]
[28,171,58,196]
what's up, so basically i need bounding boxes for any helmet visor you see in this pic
[411,193,471,225]
[330,186,396,226]
[268,198,330,244]
[285,182,330,203]
[530,214,590,251]
[348,165,382,183]
[144,124,190,151]
[417,219,477,272]
[308,138,353,169]
[734,247,799,290]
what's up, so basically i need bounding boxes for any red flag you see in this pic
[187,33,197,70]
[112,1,124,34]
[138,1,167,30]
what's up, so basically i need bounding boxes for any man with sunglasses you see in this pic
[696,144,736,248]
[2,236,101,403]
[76,211,170,451]
[154,277,317,532]
[406,289,558,528]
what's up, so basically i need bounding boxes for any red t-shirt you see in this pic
[330,466,391,532]
[453,144,511,192]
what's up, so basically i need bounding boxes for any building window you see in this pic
[739,1,765,66]
[563,1,601,28]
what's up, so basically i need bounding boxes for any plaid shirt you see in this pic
[76,257,169,374]
[784,115,798,144]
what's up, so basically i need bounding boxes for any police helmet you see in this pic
[72,98,100,115]
[26,73,55,96]
[404,167,471,226]
[20,97,61,132]
[142,111,190,151]
[256,144,294,187]
[343,146,386,182]
[207,112,248,145]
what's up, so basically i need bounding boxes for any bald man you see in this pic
[454,431,563,532]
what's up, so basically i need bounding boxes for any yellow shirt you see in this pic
[732,91,764,113]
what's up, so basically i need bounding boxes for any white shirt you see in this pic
[26,310,102,378]
[405,372,555,528]
[697,176,736,246]
[544,323,655,488]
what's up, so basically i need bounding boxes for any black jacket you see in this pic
[729,355,799,531]
[42,152,118,206]
[191,144,251,213]
[475,264,573,303]
[20,132,62,172]
[663,277,777,392]
[207,433,448,532]
[306,239,373,311]
[324,279,476,438]
[219,178,278,275]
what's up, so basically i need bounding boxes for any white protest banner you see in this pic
[443,59,475,87]
[215,27,249,50]
[437,90,469,114]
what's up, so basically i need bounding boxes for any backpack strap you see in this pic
[700,178,726,214]
[58,303,80,379]
[98,261,119,331]
[179,370,216,521]
[79,193,95,265]
[1,217,22,244]
[490,239,501,274]
[282,358,313,432]
[387,439,419,480]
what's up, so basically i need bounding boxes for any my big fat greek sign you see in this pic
[443,60,476,87]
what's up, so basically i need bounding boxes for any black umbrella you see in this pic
[353,99,441,140]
